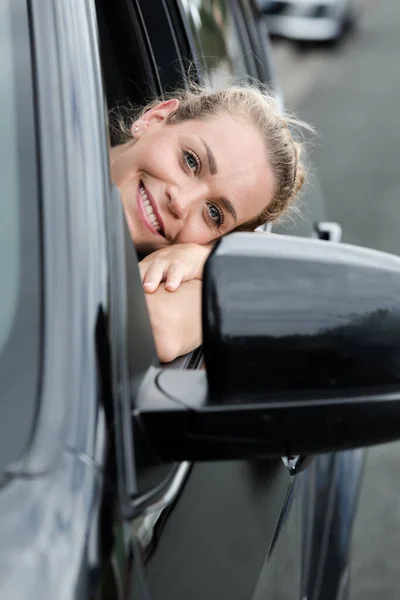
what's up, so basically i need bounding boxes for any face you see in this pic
[110,99,275,254]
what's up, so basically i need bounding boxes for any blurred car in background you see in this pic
[257,0,355,42]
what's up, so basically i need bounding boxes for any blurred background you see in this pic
[266,0,400,598]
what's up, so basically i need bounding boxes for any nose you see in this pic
[167,181,208,220]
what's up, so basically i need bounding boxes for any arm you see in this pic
[145,279,202,363]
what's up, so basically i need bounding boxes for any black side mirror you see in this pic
[134,233,400,462]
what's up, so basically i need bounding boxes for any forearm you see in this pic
[145,279,202,363]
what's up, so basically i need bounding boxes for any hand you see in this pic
[145,279,202,362]
[139,243,212,293]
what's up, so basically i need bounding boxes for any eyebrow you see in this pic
[200,138,218,175]
[221,197,237,224]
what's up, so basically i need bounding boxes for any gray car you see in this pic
[257,0,354,41]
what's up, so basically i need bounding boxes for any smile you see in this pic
[137,181,165,236]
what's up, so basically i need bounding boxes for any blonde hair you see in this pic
[111,82,313,229]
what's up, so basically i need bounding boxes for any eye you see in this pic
[182,149,201,175]
[206,202,224,228]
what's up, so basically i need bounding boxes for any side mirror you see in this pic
[134,233,400,461]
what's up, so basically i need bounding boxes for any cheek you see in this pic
[142,137,178,174]
[177,218,212,245]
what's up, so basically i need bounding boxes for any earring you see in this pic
[134,121,139,133]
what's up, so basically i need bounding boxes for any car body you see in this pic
[1,0,363,599]
[258,0,354,42]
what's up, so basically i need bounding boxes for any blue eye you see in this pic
[183,150,200,174]
[207,203,223,227]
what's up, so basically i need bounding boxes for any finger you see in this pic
[138,262,149,283]
[142,261,167,293]
[164,263,185,291]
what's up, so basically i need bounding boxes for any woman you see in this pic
[109,84,310,361]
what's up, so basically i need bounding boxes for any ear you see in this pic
[131,99,180,137]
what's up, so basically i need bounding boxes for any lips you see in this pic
[137,180,165,236]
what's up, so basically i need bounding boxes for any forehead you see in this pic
[175,113,275,221]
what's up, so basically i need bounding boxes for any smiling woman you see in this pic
[109,82,312,360]
[111,104,273,252]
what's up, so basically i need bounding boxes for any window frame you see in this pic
[0,0,42,475]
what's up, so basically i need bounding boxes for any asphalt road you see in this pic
[271,2,400,598]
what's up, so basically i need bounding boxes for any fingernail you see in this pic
[166,280,179,290]
[143,282,155,290]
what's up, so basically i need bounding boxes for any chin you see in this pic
[124,209,168,256]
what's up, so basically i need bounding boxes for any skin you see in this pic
[109,99,275,361]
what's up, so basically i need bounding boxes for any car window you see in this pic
[95,0,162,144]
[0,0,41,472]
[180,0,257,87]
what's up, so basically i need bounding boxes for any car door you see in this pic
[0,1,361,599]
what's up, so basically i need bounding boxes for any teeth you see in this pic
[140,182,148,200]
[140,181,162,232]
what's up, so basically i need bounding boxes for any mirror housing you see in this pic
[135,233,400,462]
[204,233,400,401]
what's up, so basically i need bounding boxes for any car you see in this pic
[4,1,397,600]
[257,0,355,42]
